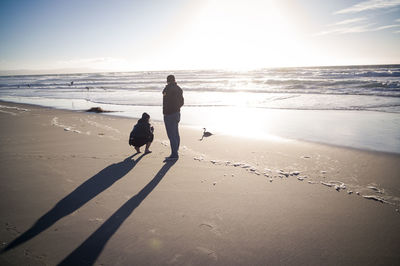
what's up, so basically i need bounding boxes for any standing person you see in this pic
[163,75,184,160]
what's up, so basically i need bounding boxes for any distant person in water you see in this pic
[163,75,184,160]
[129,112,154,154]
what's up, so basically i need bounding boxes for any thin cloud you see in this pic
[315,24,375,36]
[333,17,367,25]
[315,23,400,36]
[56,57,129,70]
[58,57,120,65]
[396,18,400,22]
[373,24,400,30]
[335,0,400,14]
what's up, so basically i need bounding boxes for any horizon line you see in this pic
[1,63,400,76]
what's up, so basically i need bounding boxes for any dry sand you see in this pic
[0,101,399,265]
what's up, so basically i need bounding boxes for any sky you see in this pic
[0,0,400,73]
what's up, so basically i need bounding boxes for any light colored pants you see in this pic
[164,112,181,157]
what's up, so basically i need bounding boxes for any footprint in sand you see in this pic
[196,247,218,262]
[199,222,222,236]
[24,248,47,262]
[89,218,104,223]
[168,254,183,264]
[5,222,20,235]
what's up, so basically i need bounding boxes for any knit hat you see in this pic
[167,75,175,83]
[141,112,150,120]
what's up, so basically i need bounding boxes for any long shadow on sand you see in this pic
[58,160,176,266]
[1,153,145,253]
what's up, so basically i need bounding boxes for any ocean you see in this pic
[1,64,400,153]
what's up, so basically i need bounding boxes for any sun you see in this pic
[164,0,313,70]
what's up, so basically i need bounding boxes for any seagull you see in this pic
[200,128,213,141]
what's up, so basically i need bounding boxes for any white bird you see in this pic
[200,128,213,141]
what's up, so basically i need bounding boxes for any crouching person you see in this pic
[129,112,154,154]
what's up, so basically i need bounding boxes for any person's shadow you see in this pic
[57,160,176,266]
[2,153,145,253]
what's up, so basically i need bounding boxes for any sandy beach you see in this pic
[0,101,399,265]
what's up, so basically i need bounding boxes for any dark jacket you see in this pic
[129,118,154,146]
[163,82,184,115]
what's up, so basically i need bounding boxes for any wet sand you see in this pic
[0,101,399,265]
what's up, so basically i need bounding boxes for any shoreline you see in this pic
[1,99,400,168]
[1,98,400,156]
[1,101,399,265]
